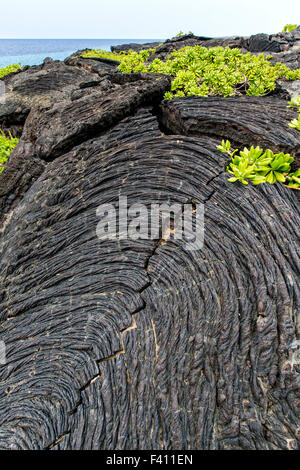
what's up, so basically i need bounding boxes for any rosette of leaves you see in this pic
[80,49,126,61]
[287,95,300,109]
[127,46,300,99]
[287,95,300,131]
[288,115,300,131]
[217,140,295,187]
[286,169,300,189]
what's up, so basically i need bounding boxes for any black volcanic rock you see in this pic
[110,29,300,59]
[0,113,299,449]
[0,29,299,451]
[159,96,300,163]
[111,41,162,53]
[247,33,289,52]
[0,59,101,137]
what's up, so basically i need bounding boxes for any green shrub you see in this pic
[0,130,19,174]
[80,49,125,61]
[217,140,299,189]
[287,95,300,108]
[286,169,300,189]
[0,63,22,79]
[287,96,300,131]
[91,45,300,99]
[282,24,298,33]
[175,31,194,37]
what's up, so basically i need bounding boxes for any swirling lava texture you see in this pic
[0,108,299,450]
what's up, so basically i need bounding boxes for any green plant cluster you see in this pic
[83,45,300,99]
[217,140,300,189]
[282,24,298,33]
[289,115,300,131]
[287,95,300,108]
[0,130,19,174]
[80,49,126,61]
[0,63,22,79]
[175,31,194,37]
[287,95,300,131]
[158,47,300,98]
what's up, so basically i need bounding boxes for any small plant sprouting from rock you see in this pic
[0,130,19,174]
[0,63,22,79]
[217,140,300,189]
[289,115,300,131]
[287,169,300,188]
[80,49,126,61]
[287,95,300,131]
[287,95,300,109]
[282,24,298,33]
[175,31,194,37]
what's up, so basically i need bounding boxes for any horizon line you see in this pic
[0,37,166,40]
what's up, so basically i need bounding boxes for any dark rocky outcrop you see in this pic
[159,96,300,165]
[0,30,299,451]
[0,58,101,137]
[20,72,170,161]
[278,79,300,99]
[269,50,300,71]
[0,72,170,218]
[112,34,249,61]
[65,56,120,75]
[110,28,300,66]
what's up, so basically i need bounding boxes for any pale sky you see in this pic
[0,0,299,39]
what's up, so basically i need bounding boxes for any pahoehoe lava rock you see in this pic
[20,73,171,161]
[111,34,249,62]
[0,73,171,218]
[159,96,300,164]
[0,58,101,137]
[0,32,299,451]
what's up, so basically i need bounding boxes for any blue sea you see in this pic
[0,39,160,68]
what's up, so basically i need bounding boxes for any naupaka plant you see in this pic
[84,45,300,99]
[0,63,22,79]
[287,95,300,131]
[217,140,299,189]
[289,115,300,131]
[287,95,300,109]
[282,24,298,33]
[0,130,19,174]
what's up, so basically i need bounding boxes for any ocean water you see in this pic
[0,39,159,68]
